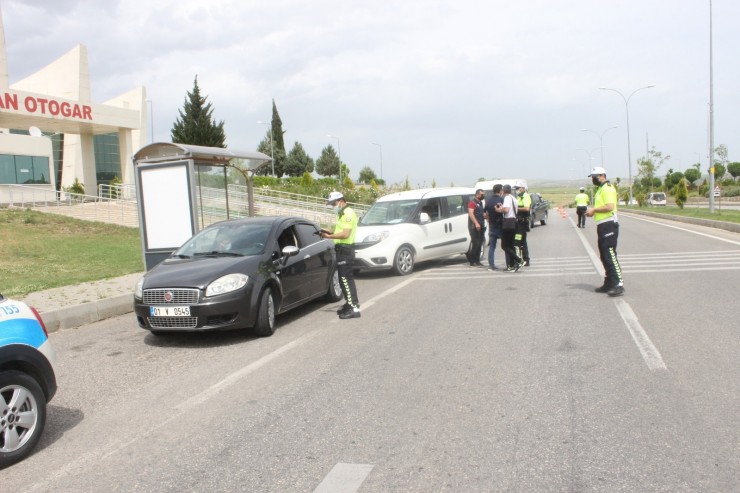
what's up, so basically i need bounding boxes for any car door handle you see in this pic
[304,254,311,260]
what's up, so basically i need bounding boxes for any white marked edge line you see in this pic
[575,216,667,372]
[314,462,375,493]
[613,298,667,372]
[627,214,740,246]
[572,214,605,276]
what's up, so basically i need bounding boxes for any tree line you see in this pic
[170,76,383,185]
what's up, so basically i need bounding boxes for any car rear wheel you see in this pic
[253,288,276,337]
[0,370,47,469]
[324,269,343,302]
[392,246,414,276]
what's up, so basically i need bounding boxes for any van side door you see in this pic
[418,194,471,259]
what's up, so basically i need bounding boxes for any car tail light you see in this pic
[30,306,49,337]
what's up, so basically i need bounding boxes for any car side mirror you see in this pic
[419,212,431,224]
[281,245,299,258]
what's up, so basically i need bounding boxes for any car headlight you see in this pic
[134,277,145,299]
[361,231,390,244]
[206,273,248,297]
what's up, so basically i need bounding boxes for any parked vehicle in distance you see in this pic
[133,217,343,337]
[353,187,476,275]
[528,192,549,227]
[647,192,667,206]
[0,295,57,469]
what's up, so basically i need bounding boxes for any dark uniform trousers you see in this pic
[335,244,359,309]
[597,220,623,287]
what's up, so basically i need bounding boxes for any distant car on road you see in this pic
[647,192,667,206]
[133,217,343,337]
[528,192,549,228]
[0,296,57,469]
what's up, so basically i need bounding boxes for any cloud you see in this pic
[3,0,739,185]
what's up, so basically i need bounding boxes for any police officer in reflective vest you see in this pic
[575,187,589,228]
[321,191,361,319]
[586,167,624,296]
[514,182,531,266]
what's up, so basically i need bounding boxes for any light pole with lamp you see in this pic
[581,125,618,167]
[256,121,274,176]
[576,146,602,170]
[327,134,341,183]
[370,142,383,183]
[145,99,154,143]
[598,85,654,204]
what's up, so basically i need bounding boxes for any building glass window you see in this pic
[0,154,51,184]
[32,156,51,184]
[94,133,121,185]
[14,155,34,184]
[0,154,15,183]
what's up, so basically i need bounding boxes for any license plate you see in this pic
[150,306,190,317]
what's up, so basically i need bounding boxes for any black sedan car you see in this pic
[528,192,549,228]
[133,217,342,337]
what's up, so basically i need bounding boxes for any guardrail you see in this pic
[4,183,370,229]
[4,185,139,227]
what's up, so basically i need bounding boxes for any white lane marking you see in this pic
[627,214,740,246]
[360,273,419,310]
[174,330,321,411]
[613,298,667,371]
[574,215,668,372]
[314,463,375,493]
[571,215,605,276]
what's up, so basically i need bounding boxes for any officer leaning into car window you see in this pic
[585,167,624,297]
[320,191,361,319]
[514,182,531,266]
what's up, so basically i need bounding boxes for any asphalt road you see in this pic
[5,211,739,492]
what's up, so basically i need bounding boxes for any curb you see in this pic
[40,294,133,333]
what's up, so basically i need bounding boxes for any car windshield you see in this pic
[174,223,272,257]
[360,199,420,225]
[652,193,665,200]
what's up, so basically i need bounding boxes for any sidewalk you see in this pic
[18,272,144,333]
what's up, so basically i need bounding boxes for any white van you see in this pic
[475,178,528,191]
[353,187,476,275]
[647,192,666,206]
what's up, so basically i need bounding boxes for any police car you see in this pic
[0,294,57,469]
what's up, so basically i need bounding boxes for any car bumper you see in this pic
[133,284,258,332]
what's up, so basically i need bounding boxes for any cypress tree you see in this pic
[171,76,227,148]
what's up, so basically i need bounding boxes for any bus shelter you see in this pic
[133,143,271,270]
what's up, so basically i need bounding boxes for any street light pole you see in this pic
[327,134,341,183]
[599,85,654,204]
[257,121,274,177]
[576,147,602,171]
[371,142,383,182]
[581,125,618,166]
[145,99,154,143]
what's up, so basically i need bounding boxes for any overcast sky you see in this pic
[3,0,739,187]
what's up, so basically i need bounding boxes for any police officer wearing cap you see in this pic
[514,182,531,266]
[585,167,624,296]
[321,191,361,318]
[575,187,589,228]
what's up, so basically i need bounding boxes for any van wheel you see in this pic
[393,246,414,276]
[253,288,276,337]
[540,211,548,226]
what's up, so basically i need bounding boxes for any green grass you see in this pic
[0,209,143,298]
[620,205,740,223]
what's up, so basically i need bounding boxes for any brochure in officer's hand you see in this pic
[315,229,332,235]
